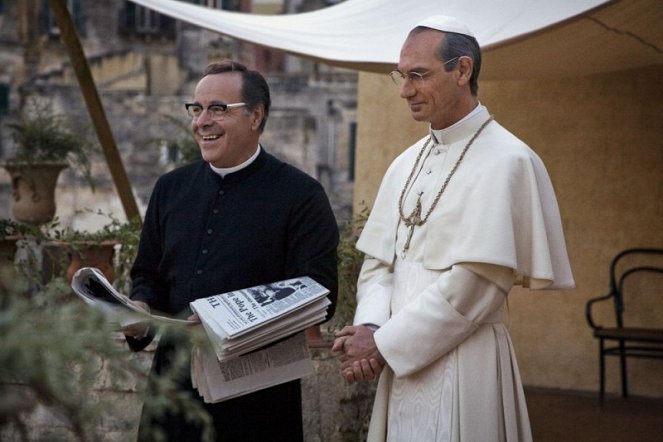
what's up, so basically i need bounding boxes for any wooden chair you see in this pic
[585,247,663,402]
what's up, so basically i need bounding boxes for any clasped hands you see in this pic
[332,324,386,384]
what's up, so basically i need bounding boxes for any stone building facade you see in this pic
[0,0,357,228]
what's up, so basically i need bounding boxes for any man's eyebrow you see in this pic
[187,100,229,106]
[396,65,426,73]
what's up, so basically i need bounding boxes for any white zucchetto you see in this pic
[415,15,475,38]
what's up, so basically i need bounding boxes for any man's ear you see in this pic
[251,105,265,131]
[456,56,473,87]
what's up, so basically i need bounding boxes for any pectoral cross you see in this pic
[402,193,423,253]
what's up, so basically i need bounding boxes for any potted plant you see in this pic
[2,98,96,226]
[41,212,141,285]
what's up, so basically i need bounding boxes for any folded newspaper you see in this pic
[189,276,331,362]
[70,267,195,327]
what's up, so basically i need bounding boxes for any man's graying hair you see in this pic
[411,27,482,96]
[202,60,271,132]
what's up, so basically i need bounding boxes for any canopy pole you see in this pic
[48,0,141,223]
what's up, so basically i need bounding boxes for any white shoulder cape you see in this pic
[356,108,574,290]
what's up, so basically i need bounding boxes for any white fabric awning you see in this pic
[129,0,663,79]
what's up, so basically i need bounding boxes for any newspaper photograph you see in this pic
[190,276,329,338]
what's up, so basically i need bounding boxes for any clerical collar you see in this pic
[209,145,261,177]
[430,103,486,145]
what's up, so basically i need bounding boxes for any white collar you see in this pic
[430,103,486,145]
[209,145,261,177]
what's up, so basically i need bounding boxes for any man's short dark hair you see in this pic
[202,60,271,132]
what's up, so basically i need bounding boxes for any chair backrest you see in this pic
[609,248,663,328]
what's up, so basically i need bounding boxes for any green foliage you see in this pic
[330,206,369,331]
[0,273,214,442]
[0,276,129,441]
[4,98,97,189]
[0,211,216,440]
[0,219,40,239]
[45,211,142,286]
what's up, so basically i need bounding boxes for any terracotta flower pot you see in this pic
[41,240,118,284]
[3,163,68,226]
[65,241,118,284]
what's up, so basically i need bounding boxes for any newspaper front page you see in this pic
[190,276,329,338]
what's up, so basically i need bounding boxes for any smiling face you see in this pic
[397,29,476,130]
[191,72,264,168]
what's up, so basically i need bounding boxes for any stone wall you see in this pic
[0,67,357,229]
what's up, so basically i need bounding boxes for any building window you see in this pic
[41,0,86,37]
[119,1,175,39]
[204,0,223,9]
[135,5,160,33]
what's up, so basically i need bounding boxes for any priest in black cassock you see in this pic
[122,60,339,441]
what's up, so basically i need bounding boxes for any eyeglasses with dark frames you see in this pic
[184,102,246,120]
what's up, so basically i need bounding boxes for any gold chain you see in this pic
[398,116,494,251]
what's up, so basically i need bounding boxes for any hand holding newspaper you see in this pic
[70,269,330,403]
[70,267,195,327]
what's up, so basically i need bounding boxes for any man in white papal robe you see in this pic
[333,15,574,442]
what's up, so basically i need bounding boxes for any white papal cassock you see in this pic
[354,104,574,441]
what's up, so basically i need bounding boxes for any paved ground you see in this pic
[527,387,663,442]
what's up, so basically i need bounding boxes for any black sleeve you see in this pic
[284,181,339,321]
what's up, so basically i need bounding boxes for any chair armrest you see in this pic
[585,292,614,330]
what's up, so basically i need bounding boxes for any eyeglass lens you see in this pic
[185,103,245,119]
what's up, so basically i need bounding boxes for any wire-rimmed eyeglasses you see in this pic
[184,102,246,120]
[388,56,460,87]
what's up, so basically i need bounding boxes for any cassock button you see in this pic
[434,149,441,155]
[426,169,432,175]
[207,228,213,234]
[202,249,208,255]
[213,209,219,214]
[196,269,203,275]
[218,190,225,195]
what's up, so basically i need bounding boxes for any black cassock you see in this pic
[127,148,339,441]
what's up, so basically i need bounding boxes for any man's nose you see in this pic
[195,108,214,126]
[400,80,415,99]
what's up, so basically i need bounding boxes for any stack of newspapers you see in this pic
[71,268,331,403]
[188,277,330,402]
